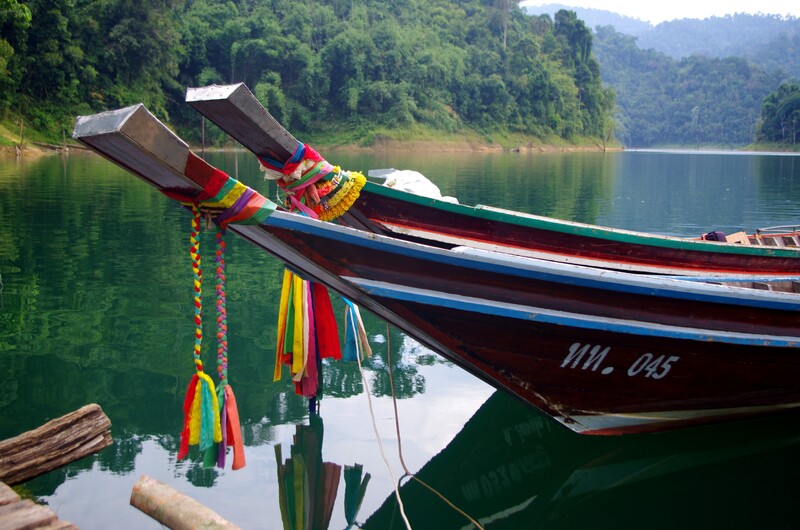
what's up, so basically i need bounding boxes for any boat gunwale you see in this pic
[348,277,800,348]
[362,182,800,258]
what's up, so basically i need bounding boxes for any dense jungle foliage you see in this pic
[527,6,800,147]
[0,0,614,146]
[592,26,787,147]
[756,83,800,145]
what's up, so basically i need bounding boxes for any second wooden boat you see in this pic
[185,83,800,278]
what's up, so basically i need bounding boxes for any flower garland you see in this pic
[258,143,366,222]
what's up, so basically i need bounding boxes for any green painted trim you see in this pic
[363,182,800,258]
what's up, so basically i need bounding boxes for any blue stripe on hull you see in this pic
[348,278,800,348]
[265,212,800,312]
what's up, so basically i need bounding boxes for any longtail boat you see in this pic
[184,83,800,278]
[73,104,800,435]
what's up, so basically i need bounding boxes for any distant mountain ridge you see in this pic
[636,13,800,68]
[522,4,798,147]
[523,3,653,35]
[523,4,800,76]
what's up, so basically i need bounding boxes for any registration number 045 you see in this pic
[627,353,680,379]
[560,342,680,379]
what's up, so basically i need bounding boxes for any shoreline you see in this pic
[7,139,798,159]
[0,141,617,158]
[0,142,92,158]
[321,137,620,153]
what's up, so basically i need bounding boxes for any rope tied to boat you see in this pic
[258,142,366,221]
[383,323,485,530]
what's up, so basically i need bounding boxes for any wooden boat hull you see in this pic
[73,104,800,435]
[254,214,800,434]
[185,83,800,278]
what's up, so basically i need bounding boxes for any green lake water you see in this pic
[1,148,799,529]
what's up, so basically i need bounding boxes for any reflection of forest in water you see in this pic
[4,150,800,528]
[0,153,442,496]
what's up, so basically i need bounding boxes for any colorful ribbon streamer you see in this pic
[343,299,372,362]
[274,269,342,398]
[165,164,268,469]
[178,205,223,461]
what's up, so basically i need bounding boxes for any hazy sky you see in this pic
[519,1,800,24]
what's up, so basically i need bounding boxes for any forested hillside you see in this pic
[525,5,798,147]
[524,7,800,80]
[593,26,784,147]
[0,0,614,147]
[636,14,800,80]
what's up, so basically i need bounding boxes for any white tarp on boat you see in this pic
[368,168,459,204]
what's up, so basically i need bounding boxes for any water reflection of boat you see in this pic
[363,391,800,529]
[275,412,370,530]
[73,104,800,435]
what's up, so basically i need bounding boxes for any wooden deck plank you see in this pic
[0,483,77,530]
[0,500,57,530]
[0,484,20,507]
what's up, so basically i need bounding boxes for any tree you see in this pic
[757,83,800,145]
[0,0,31,107]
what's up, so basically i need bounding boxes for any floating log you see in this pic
[0,404,112,486]
[0,481,77,529]
[130,475,240,530]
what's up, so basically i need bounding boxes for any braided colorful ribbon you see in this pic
[166,160,271,469]
[177,205,222,461]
